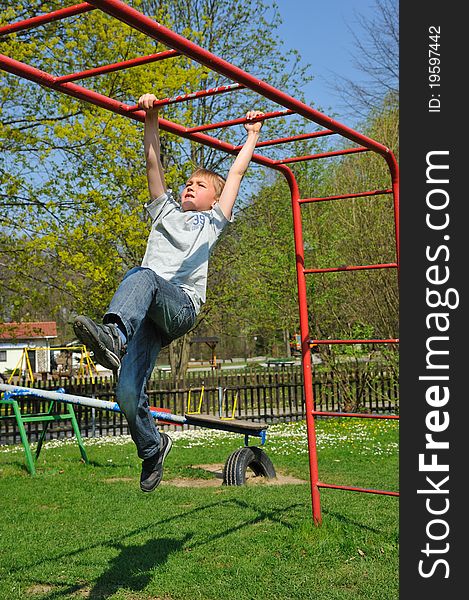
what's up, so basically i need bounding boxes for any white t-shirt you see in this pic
[141,190,231,313]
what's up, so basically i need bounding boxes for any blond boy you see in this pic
[74,93,263,491]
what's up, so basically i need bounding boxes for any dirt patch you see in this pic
[37,504,60,510]
[166,478,221,488]
[164,464,306,487]
[193,463,225,477]
[26,584,56,595]
[246,472,306,486]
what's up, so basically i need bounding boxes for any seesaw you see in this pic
[0,383,276,484]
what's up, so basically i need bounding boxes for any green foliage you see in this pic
[1,1,198,327]
[297,107,399,371]
[204,104,398,362]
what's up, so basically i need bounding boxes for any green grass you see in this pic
[0,419,399,600]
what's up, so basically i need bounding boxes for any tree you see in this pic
[301,102,399,379]
[330,0,399,121]
[209,174,299,355]
[201,133,333,357]
[204,99,399,374]
[1,0,201,338]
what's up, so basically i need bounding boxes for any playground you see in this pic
[0,0,399,596]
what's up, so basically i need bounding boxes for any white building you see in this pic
[0,321,58,377]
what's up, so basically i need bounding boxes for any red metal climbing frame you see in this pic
[0,0,399,524]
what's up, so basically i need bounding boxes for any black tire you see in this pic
[222,446,276,486]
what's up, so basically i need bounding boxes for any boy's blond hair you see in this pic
[190,167,226,199]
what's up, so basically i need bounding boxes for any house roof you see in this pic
[0,321,57,340]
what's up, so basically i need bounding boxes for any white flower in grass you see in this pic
[0,419,398,456]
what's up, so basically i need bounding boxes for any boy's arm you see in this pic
[138,93,166,200]
[217,110,264,220]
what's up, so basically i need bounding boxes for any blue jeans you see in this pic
[103,267,196,459]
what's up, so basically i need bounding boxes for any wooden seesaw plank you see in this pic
[184,413,268,436]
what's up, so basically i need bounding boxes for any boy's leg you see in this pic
[116,315,161,460]
[105,266,196,352]
[145,273,196,343]
[105,267,165,340]
[112,272,194,491]
[74,267,168,370]
[73,267,193,490]
[116,316,172,492]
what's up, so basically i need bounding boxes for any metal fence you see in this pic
[0,365,398,445]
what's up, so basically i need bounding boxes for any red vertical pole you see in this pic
[283,167,322,524]
[385,153,400,268]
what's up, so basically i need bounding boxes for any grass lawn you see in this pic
[0,419,399,600]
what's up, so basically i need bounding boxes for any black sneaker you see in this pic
[140,433,173,492]
[73,315,126,371]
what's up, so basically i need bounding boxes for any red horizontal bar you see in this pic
[312,411,399,419]
[304,262,398,274]
[234,130,336,150]
[299,188,393,204]
[276,147,369,165]
[318,482,399,497]
[186,109,294,134]
[126,83,245,110]
[311,338,399,345]
[0,3,95,35]
[55,50,179,83]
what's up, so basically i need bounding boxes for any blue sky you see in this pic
[274,0,377,123]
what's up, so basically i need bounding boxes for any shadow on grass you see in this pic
[323,508,383,533]
[10,497,301,578]
[88,534,192,599]
[10,498,314,600]
[4,501,221,573]
[5,458,32,474]
[6,496,390,598]
[22,534,192,600]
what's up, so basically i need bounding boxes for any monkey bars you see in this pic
[0,0,399,524]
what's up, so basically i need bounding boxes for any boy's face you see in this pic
[181,175,218,212]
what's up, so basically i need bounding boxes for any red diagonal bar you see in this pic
[277,146,369,164]
[126,82,245,110]
[304,262,398,274]
[0,3,95,35]
[186,109,294,134]
[299,188,393,204]
[55,50,179,83]
[0,53,284,173]
[0,53,136,116]
[318,483,399,497]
